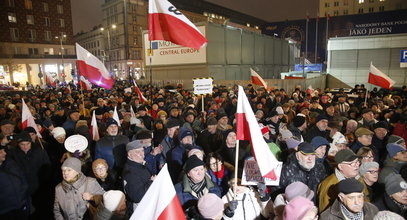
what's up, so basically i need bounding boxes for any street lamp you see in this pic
[100,24,116,73]
[55,34,67,82]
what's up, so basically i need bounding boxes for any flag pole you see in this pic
[364,88,368,107]
[201,94,204,113]
[315,13,319,64]
[37,135,44,150]
[233,139,240,200]
[149,40,153,106]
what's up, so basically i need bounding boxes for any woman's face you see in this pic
[226,132,236,148]
[209,157,222,172]
[62,167,79,182]
[94,164,108,178]
[361,151,374,164]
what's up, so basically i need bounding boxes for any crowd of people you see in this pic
[0,80,407,220]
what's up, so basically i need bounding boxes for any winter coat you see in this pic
[93,204,126,220]
[122,159,152,205]
[144,145,162,175]
[320,199,378,220]
[350,141,379,163]
[196,129,223,155]
[53,174,105,220]
[374,192,407,218]
[0,158,29,215]
[160,135,177,161]
[175,174,221,210]
[222,187,271,220]
[95,135,129,170]
[279,154,327,196]
[304,125,329,142]
[378,156,405,184]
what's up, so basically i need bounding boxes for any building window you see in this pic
[28,48,39,55]
[334,10,339,16]
[369,0,374,2]
[369,7,374,12]
[45,31,52,41]
[134,50,141,60]
[59,19,65,27]
[28,29,36,42]
[57,5,64,14]
[379,6,385,11]
[343,0,349,6]
[44,17,50,26]
[25,0,32,9]
[43,3,49,12]
[334,2,339,6]
[8,13,17,23]
[343,9,348,15]
[44,48,54,55]
[133,37,138,46]
[7,0,15,7]
[325,2,330,7]
[27,15,34,24]
[358,8,364,13]
[13,47,22,54]
[10,28,19,41]
[359,0,364,3]
[379,0,385,1]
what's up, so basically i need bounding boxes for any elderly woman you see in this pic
[357,147,375,164]
[54,158,105,220]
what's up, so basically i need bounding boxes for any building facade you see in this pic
[319,0,407,17]
[74,26,106,65]
[0,0,76,87]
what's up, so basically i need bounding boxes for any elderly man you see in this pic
[320,178,378,219]
[305,114,330,142]
[375,173,407,218]
[379,143,407,184]
[288,114,307,142]
[317,149,368,212]
[122,140,154,215]
[62,109,80,136]
[160,119,180,161]
[197,117,223,155]
[279,142,327,196]
[351,128,379,161]
[371,121,389,164]
[95,118,129,172]
[358,108,378,129]
[0,120,17,149]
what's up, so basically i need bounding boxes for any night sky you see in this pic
[71,0,319,34]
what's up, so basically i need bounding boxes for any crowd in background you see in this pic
[1,80,407,220]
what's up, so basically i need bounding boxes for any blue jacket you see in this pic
[144,145,162,175]
[95,135,129,169]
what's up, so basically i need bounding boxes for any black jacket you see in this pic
[122,159,152,204]
[374,192,407,218]
[305,125,329,142]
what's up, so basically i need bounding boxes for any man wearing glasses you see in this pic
[317,149,368,212]
[351,127,379,162]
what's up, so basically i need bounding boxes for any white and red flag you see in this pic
[76,43,114,89]
[235,86,279,180]
[130,164,185,220]
[90,111,99,141]
[250,68,271,92]
[130,105,136,118]
[45,72,56,88]
[22,99,42,138]
[79,75,93,91]
[113,106,121,127]
[368,62,395,90]
[134,81,147,103]
[148,0,207,49]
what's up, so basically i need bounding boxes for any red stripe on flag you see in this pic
[251,76,264,87]
[157,195,185,220]
[22,120,28,130]
[368,72,392,89]
[148,13,207,49]
[235,113,251,141]
[77,60,114,89]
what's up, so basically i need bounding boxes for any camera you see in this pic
[6,135,14,141]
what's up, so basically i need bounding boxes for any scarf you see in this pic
[340,202,363,220]
[212,165,225,180]
[189,177,206,199]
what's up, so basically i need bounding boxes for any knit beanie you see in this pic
[385,173,407,196]
[52,127,66,138]
[293,115,306,127]
[359,162,379,176]
[184,155,205,173]
[62,157,82,173]
[283,196,315,220]
[386,143,405,158]
[388,135,405,145]
[103,190,125,212]
[198,193,224,219]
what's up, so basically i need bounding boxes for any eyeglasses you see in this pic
[341,160,360,167]
[366,170,379,174]
[363,156,374,160]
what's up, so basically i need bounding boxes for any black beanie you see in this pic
[293,115,306,127]
[184,155,205,173]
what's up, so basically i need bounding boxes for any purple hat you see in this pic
[285,182,314,202]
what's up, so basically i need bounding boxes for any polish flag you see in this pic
[250,68,271,92]
[148,0,207,49]
[76,43,114,89]
[90,111,99,141]
[130,105,136,118]
[113,106,121,127]
[134,81,147,103]
[45,72,56,88]
[130,164,185,220]
[21,99,42,138]
[236,86,279,180]
[79,75,93,90]
[368,62,395,90]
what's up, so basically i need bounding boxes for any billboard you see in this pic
[143,26,207,66]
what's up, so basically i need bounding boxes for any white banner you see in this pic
[193,78,213,95]
[241,158,283,186]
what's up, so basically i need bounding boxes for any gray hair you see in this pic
[373,211,404,220]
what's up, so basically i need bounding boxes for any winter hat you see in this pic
[126,140,143,152]
[156,110,167,118]
[92,158,109,178]
[385,173,407,196]
[103,190,125,212]
[285,182,314,202]
[269,110,279,117]
[386,143,405,158]
[335,149,359,164]
[178,127,194,142]
[298,142,315,154]
[280,129,293,140]
[359,162,379,176]
[216,112,228,120]
[355,127,374,137]
[388,135,405,145]
[286,137,302,150]
[315,114,329,123]
[293,115,306,127]
[337,178,364,194]
[130,117,141,126]
[52,127,66,138]
[311,136,329,150]
[373,121,389,130]
[166,118,180,129]
[16,132,32,143]
[105,118,118,128]
[188,148,203,158]
[332,132,348,145]
[283,196,315,220]
[62,157,82,173]
[23,126,36,134]
[373,211,404,220]
[207,117,218,126]
[276,106,284,115]
[184,155,205,173]
[135,130,152,140]
[197,193,224,219]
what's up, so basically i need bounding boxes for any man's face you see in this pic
[270,115,279,124]
[296,152,316,170]
[315,145,327,159]
[394,151,407,162]
[374,128,387,140]
[218,116,228,126]
[362,112,374,122]
[181,136,193,145]
[226,132,236,148]
[70,112,80,121]
[207,124,217,134]
[29,132,37,142]
[316,119,328,131]
[338,159,360,178]
[170,109,178,117]
[107,125,118,136]
[185,115,194,123]
[167,126,178,138]
[128,148,145,163]
[358,134,372,146]
[339,192,364,213]
[187,165,205,184]
[326,106,335,116]
[138,110,146,116]
[1,124,14,136]
[18,141,32,153]
[391,190,407,205]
